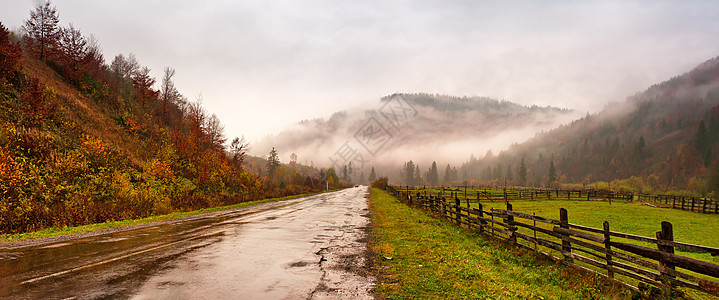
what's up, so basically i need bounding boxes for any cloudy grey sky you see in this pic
[2,0,719,148]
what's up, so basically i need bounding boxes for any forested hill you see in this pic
[461,56,719,195]
[0,6,323,235]
[381,93,571,114]
[255,92,579,177]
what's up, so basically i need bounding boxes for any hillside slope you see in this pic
[0,21,321,234]
[460,56,719,194]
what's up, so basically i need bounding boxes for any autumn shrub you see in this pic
[371,176,389,189]
[0,22,23,87]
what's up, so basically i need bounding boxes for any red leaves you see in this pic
[0,22,23,85]
[131,67,158,107]
[22,78,57,127]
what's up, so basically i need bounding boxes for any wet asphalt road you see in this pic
[0,187,374,299]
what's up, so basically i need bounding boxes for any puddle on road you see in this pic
[288,261,312,268]
[97,237,129,243]
[39,242,73,249]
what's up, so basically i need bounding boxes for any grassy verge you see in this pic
[0,190,333,243]
[368,188,629,299]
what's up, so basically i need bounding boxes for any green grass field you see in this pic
[369,188,629,299]
[397,188,719,299]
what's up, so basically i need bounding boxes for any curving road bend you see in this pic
[0,187,374,299]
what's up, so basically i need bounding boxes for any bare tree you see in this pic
[159,67,180,121]
[230,136,250,169]
[205,113,226,151]
[58,23,86,63]
[110,53,140,79]
[187,94,207,135]
[83,34,105,78]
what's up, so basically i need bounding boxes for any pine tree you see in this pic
[428,161,439,186]
[24,0,60,60]
[444,164,452,185]
[695,120,709,153]
[518,157,527,187]
[342,165,350,181]
[267,147,280,177]
[414,164,421,186]
[348,162,353,181]
[368,166,377,182]
[402,160,416,186]
[704,147,713,168]
[548,160,557,185]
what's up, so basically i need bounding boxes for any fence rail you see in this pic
[387,186,719,297]
[399,185,718,214]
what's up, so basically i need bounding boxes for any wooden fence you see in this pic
[399,186,718,214]
[638,194,719,214]
[387,186,719,297]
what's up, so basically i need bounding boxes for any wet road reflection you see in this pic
[0,187,373,299]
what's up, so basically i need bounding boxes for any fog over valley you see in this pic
[254,94,582,176]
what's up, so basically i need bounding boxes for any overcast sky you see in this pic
[2,0,719,149]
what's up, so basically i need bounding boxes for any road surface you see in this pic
[0,187,374,299]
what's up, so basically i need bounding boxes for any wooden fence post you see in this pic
[603,221,614,279]
[477,203,485,234]
[681,197,686,210]
[441,197,447,218]
[455,196,461,225]
[560,208,573,262]
[507,202,517,244]
[491,208,495,237]
[657,221,676,286]
[702,198,707,214]
[533,212,538,250]
[691,197,696,212]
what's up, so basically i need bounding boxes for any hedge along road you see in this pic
[0,187,375,299]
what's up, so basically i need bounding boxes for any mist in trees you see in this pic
[425,161,439,186]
